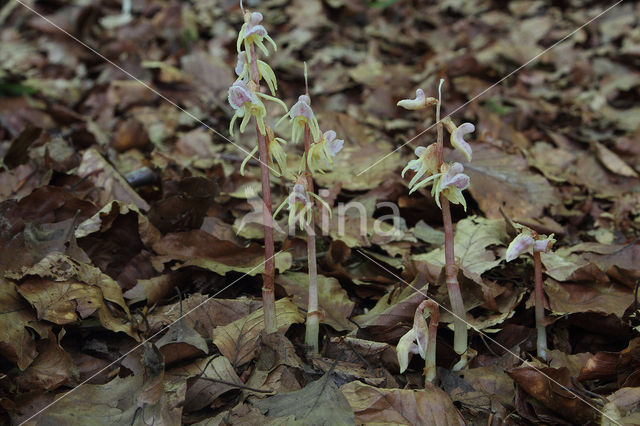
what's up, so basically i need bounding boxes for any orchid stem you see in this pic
[435,79,467,366]
[533,251,547,360]
[423,300,439,384]
[303,112,320,352]
[249,43,276,334]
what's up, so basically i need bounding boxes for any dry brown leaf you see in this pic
[453,144,560,219]
[351,282,428,343]
[0,279,48,370]
[77,148,150,210]
[509,366,599,424]
[167,355,243,412]
[212,298,304,366]
[254,372,355,425]
[276,271,355,332]
[341,380,464,425]
[15,330,78,392]
[594,141,639,178]
[545,277,632,318]
[314,112,401,191]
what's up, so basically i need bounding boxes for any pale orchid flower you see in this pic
[397,88,438,110]
[506,228,555,262]
[235,51,278,96]
[236,11,277,62]
[397,300,438,382]
[228,80,287,136]
[273,175,331,231]
[443,117,474,162]
[305,130,344,174]
[432,162,471,211]
[402,144,439,191]
[240,126,290,178]
[276,94,321,143]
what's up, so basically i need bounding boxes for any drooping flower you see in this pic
[443,117,475,162]
[275,94,321,144]
[240,126,291,178]
[236,11,277,62]
[235,51,278,96]
[506,228,555,262]
[402,144,438,191]
[273,175,331,231]
[228,80,287,136]
[305,130,344,174]
[397,88,438,110]
[396,300,438,375]
[431,162,471,210]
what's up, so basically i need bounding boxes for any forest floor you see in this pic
[0,0,639,424]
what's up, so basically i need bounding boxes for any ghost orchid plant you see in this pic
[228,6,289,334]
[506,227,555,360]
[398,80,475,369]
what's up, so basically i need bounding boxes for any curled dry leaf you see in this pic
[508,366,600,425]
[0,279,49,370]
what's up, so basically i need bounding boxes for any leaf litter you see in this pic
[0,0,638,424]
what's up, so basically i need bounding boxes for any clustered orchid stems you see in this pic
[506,228,555,360]
[397,300,439,384]
[398,80,475,369]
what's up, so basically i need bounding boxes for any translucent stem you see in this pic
[303,122,320,353]
[533,251,547,360]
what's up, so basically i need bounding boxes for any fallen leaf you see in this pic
[414,216,507,280]
[212,298,304,366]
[276,271,355,332]
[0,279,48,370]
[453,144,561,219]
[167,355,243,412]
[15,330,78,392]
[254,372,355,425]
[340,380,464,425]
[509,366,599,424]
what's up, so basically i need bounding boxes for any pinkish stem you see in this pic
[249,43,276,334]
[533,251,547,359]
[435,83,467,364]
[423,300,439,384]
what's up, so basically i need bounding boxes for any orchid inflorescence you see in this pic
[398,90,475,210]
[229,10,344,185]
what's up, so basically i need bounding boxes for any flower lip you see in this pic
[324,130,337,142]
[290,96,314,120]
[327,137,344,156]
[228,80,257,109]
[451,122,475,162]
